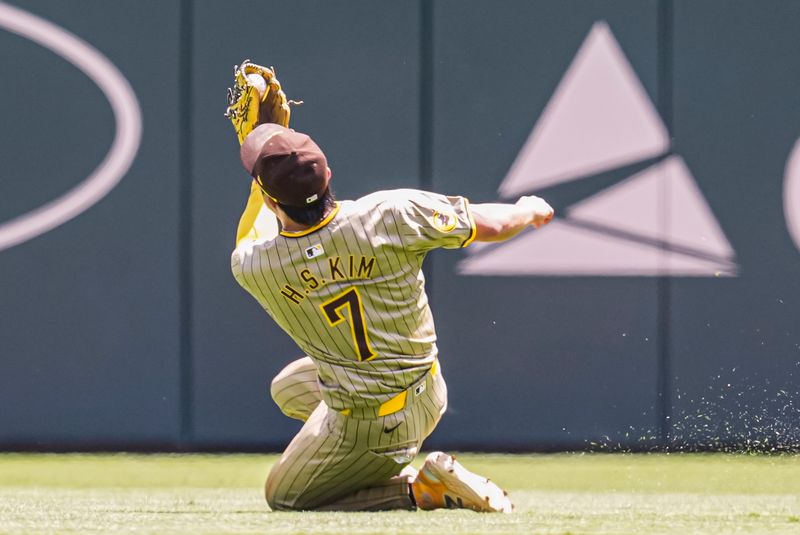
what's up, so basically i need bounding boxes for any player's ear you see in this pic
[326,167,332,179]
[261,191,278,212]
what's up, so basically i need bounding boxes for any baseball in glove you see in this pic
[225,60,295,144]
[226,60,299,245]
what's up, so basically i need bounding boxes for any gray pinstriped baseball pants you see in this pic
[266,357,447,511]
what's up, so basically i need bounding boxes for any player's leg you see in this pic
[313,466,419,511]
[292,369,449,511]
[323,368,511,513]
[267,360,511,512]
[265,368,447,511]
[264,403,416,511]
[270,356,320,421]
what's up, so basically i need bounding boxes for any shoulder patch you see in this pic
[431,210,457,233]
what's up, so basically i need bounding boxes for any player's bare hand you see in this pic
[516,196,554,228]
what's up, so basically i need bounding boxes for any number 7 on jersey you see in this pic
[320,287,376,361]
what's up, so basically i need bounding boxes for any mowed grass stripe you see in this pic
[0,453,798,534]
[1,453,799,493]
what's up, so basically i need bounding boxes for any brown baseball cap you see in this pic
[240,124,330,207]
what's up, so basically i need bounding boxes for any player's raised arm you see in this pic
[470,195,554,243]
[225,60,294,248]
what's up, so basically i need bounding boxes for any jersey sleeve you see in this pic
[396,190,477,252]
[230,246,251,292]
[235,180,280,248]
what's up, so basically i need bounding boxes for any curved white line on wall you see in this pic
[0,2,142,252]
[785,138,800,253]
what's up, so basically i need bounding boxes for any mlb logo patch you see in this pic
[305,244,324,259]
[414,383,426,396]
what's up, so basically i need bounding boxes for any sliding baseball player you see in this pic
[226,61,553,512]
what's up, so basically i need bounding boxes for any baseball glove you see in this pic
[225,60,294,144]
[226,60,297,245]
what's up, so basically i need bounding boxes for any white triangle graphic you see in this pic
[458,221,736,277]
[498,22,669,197]
[460,222,662,276]
[461,155,739,276]
[461,21,739,278]
[568,156,735,260]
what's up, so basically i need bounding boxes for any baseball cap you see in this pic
[240,124,330,207]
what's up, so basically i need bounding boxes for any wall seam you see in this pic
[419,0,435,295]
[657,0,674,450]
[178,0,195,447]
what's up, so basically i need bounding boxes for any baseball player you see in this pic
[225,63,554,513]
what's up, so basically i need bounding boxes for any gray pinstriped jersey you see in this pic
[231,189,475,411]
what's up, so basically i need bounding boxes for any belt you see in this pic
[340,359,439,419]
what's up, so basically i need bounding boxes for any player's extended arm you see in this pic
[225,61,292,247]
[470,196,554,242]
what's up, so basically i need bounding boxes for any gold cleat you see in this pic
[411,452,514,513]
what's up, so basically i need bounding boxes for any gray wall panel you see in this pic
[426,0,662,449]
[669,1,800,448]
[0,0,797,452]
[190,0,421,445]
[0,1,182,443]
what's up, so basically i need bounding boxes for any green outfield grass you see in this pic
[1,452,799,534]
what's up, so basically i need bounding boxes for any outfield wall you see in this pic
[1,0,799,451]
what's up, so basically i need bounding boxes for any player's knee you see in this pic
[266,485,311,511]
[265,489,291,511]
[270,378,302,420]
[270,357,312,405]
[265,474,318,511]
[265,477,293,511]
[269,375,286,406]
[270,358,319,420]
